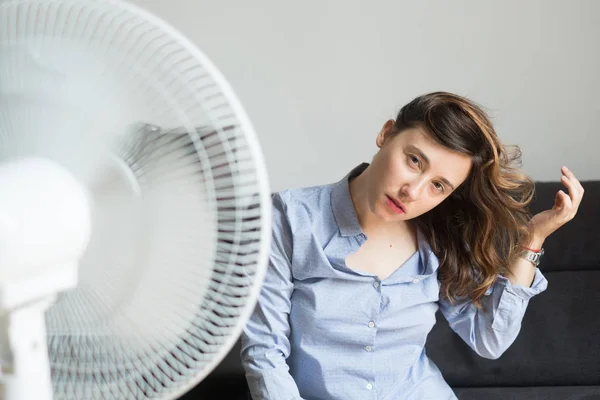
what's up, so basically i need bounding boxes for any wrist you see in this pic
[525,232,546,252]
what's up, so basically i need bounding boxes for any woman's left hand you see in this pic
[528,166,585,242]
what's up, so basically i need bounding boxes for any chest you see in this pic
[345,235,418,280]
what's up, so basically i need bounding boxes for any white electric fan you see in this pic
[0,0,272,399]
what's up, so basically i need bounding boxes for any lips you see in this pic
[386,195,406,214]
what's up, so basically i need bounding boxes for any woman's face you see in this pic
[365,121,473,222]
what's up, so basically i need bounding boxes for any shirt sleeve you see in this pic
[240,192,304,400]
[438,267,548,359]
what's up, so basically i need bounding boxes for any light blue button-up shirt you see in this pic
[241,163,548,400]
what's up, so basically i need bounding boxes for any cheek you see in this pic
[382,157,408,185]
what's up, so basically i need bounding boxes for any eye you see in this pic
[408,155,420,167]
[433,182,445,192]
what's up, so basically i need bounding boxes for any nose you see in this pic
[401,178,426,201]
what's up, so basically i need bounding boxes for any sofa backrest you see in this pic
[427,180,600,388]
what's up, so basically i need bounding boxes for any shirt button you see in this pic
[368,321,375,328]
[412,278,420,284]
[366,383,373,390]
[365,345,372,352]
[373,281,380,289]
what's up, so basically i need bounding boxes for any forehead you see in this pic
[394,127,472,186]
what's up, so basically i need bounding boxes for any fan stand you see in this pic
[0,157,92,400]
[0,258,80,399]
[0,294,56,400]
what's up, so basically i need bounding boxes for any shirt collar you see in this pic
[417,229,438,276]
[331,163,369,237]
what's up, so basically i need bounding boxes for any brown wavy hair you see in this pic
[395,92,535,309]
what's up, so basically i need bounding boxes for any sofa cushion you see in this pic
[453,385,600,400]
[428,270,600,387]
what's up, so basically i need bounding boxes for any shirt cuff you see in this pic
[246,367,303,400]
[489,268,548,332]
[494,267,549,300]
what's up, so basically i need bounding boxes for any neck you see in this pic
[349,166,412,237]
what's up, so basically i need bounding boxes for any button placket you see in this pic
[365,278,379,396]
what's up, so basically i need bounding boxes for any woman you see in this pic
[240,92,584,399]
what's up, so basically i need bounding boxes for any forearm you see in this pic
[241,310,304,399]
[440,266,548,359]
[505,235,545,287]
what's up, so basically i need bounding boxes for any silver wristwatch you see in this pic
[521,248,544,267]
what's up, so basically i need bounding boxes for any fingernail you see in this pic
[563,166,569,171]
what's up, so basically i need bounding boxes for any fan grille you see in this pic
[0,1,270,399]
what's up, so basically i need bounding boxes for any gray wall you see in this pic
[133,0,600,192]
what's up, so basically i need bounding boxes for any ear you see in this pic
[376,119,397,148]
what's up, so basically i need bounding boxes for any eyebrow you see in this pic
[406,145,457,191]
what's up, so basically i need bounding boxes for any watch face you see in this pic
[524,250,542,265]
[521,248,543,266]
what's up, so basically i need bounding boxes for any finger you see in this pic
[556,190,574,220]
[560,173,582,207]
[561,165,575,179]
[562,166,585,196]
[560,175,578,198]
[553,189,565,210]
[566,166,586,195]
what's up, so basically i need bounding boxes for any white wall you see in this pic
[133,0,600,192]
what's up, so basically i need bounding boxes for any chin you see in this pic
[375,203,408,221]
[390,212,411,221]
